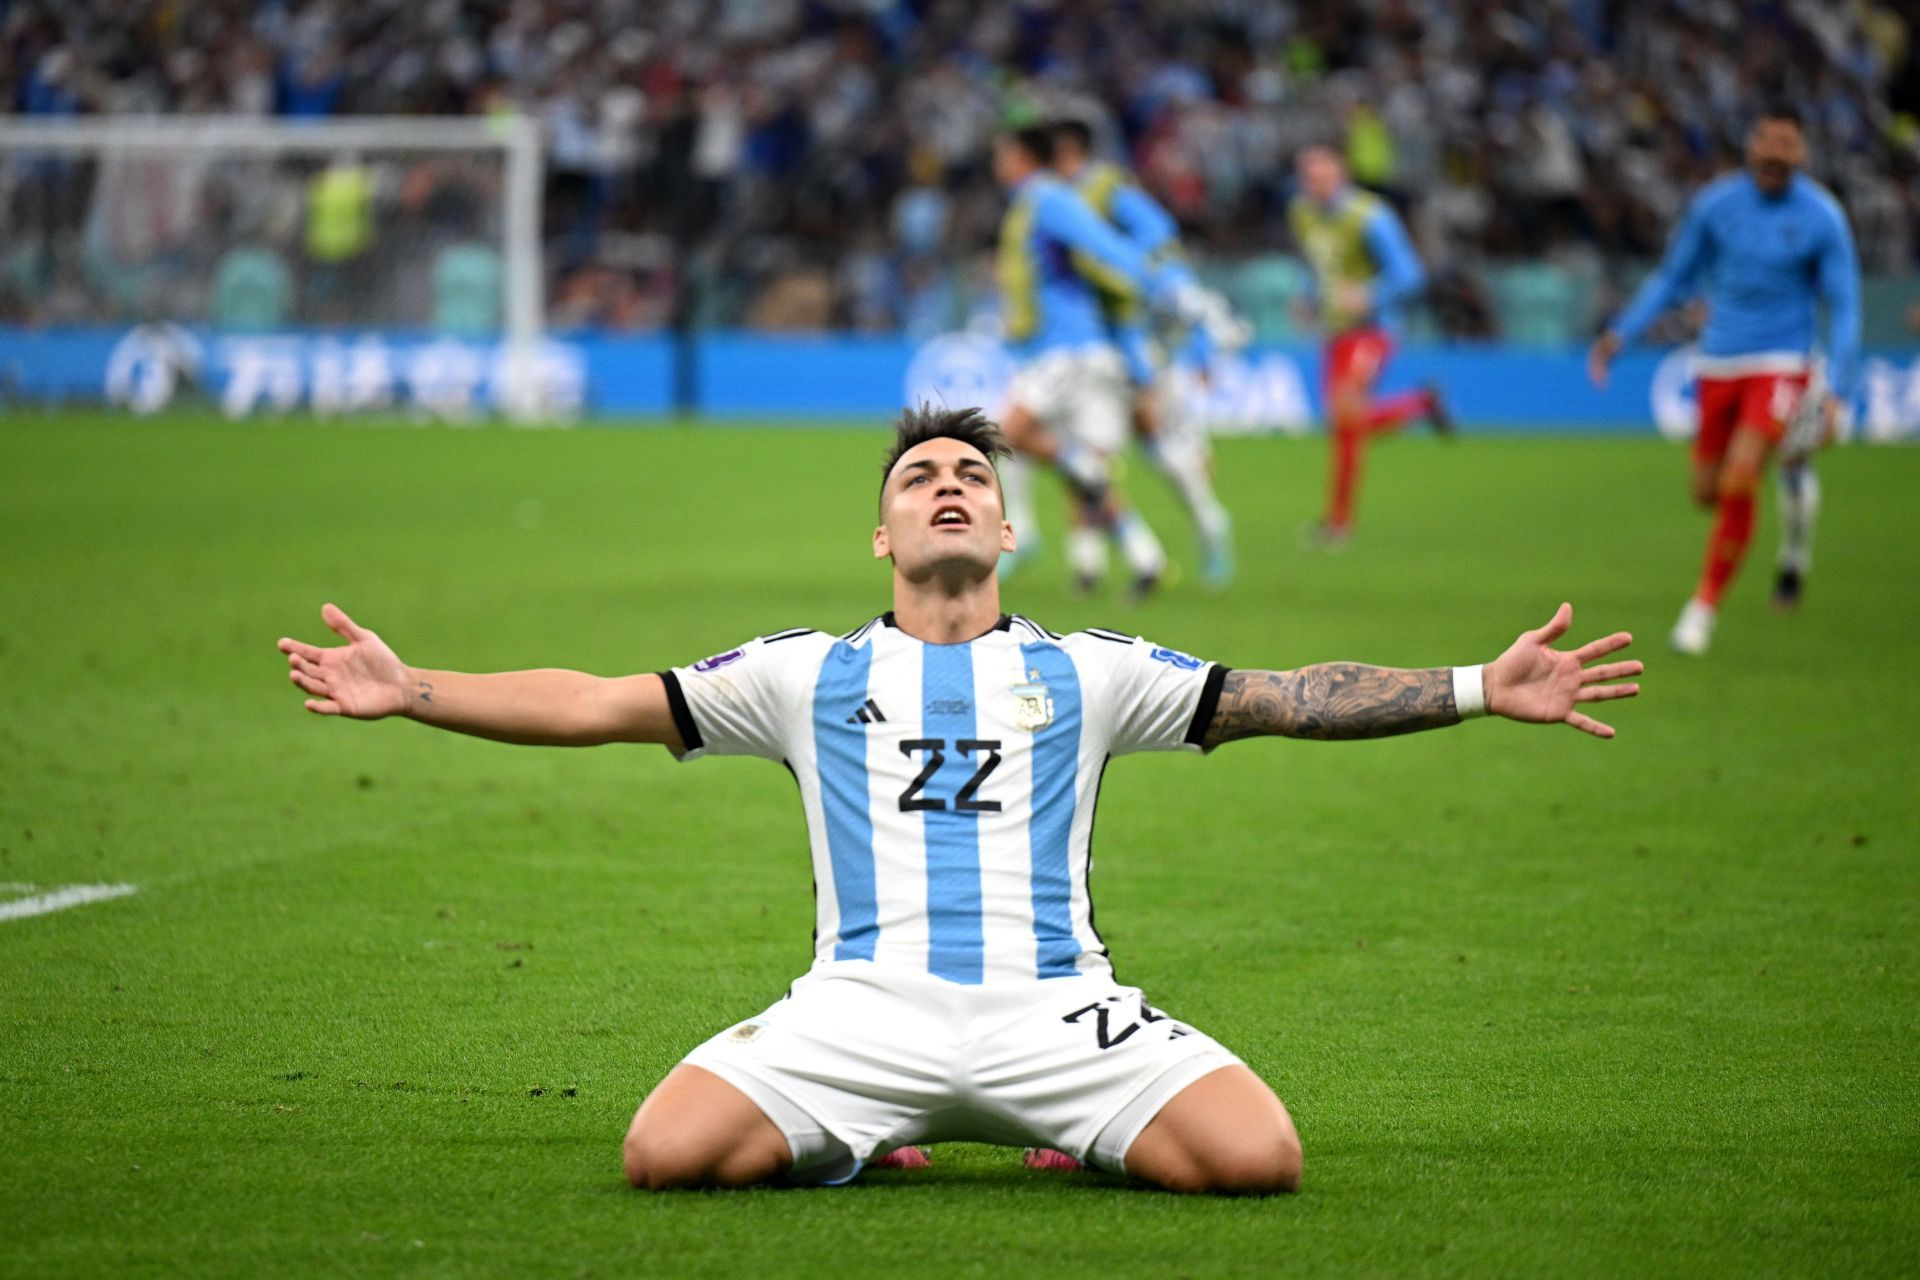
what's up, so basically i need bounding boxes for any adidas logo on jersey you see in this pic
[846,698,887,725]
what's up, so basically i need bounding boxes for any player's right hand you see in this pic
[1586,332,1622,388]
[277,603,412,719]
[1819,394,1841,449]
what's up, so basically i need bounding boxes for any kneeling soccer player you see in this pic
[278,406,1641,1195]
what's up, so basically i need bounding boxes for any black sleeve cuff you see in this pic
[656,670,703,754]
[1184,664,1230,748]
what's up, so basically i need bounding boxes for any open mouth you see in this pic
[931,505,971,529]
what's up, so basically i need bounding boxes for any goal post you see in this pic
[0,114,552,420]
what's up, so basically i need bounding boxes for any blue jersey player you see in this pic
[993,125,1228,600]
[1589,105,1860,654]
[1291,145,1451,546]
[278,406,1642,1195]
[1049,118,1239,589]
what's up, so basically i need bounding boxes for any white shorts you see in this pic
[1008,346,1132,457]
[1150,378,1214,459]
[681,961,1242,1185]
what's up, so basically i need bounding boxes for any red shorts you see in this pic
[1694,373,1809,466]
[1324,327,1393,397]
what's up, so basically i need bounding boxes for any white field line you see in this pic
[0,883,138,922]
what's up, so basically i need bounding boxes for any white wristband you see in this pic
[1452,665,1488,719]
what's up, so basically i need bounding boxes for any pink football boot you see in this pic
[871,1146,932,1171]
[1022,1148,1087,1173]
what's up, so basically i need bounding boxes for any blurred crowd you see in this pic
[2,0,1916,341]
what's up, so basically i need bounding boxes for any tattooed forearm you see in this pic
[1203,665,1458,747]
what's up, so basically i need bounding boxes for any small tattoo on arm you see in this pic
[1204,665,1457,747]
[416,681,434,705]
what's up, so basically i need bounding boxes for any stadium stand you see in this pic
[1,0,1914,338]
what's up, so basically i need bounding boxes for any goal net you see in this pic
[0,115,566,419]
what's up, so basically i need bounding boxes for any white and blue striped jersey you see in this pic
[659,614,1228,986]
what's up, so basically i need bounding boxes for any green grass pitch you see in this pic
[1,412,1915,1278]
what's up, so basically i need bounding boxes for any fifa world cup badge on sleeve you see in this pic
[693,648,745,673]
[1011,673,1054,731]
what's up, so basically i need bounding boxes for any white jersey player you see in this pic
[278,406,1642,1194]
[656,613,1238,1177]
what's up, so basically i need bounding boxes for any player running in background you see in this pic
[1588,104,1859,655]
[278,405,1641,1196]
[993,125,1224,600]
[1049,118,1239,589]
[1290,145,1451,548]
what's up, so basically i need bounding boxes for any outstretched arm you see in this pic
[1202,604,1641,748]
[1816,205,1862,403]
[1037,183,1234,341]
[1107,182,1180,257]
[1035,184,1155,289]
[1204,664,1460,745]
[1590,194,1713,387]
[276,603,684,750]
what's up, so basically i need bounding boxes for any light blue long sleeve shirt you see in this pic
[1609,172,1861,398]
[999,174,1173,356]
[1103,181,1180,257]
[1073,163,1210,377]
[1358,205,1427,333]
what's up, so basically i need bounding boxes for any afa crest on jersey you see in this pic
[1011,676,1054,731]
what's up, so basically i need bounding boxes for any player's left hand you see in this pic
[1483,603,1642,738]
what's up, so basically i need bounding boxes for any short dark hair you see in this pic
[1756,100,1803,129]
[1002,124,1055,166]
[880,404,1009,510]
[1053,119,1094,153]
